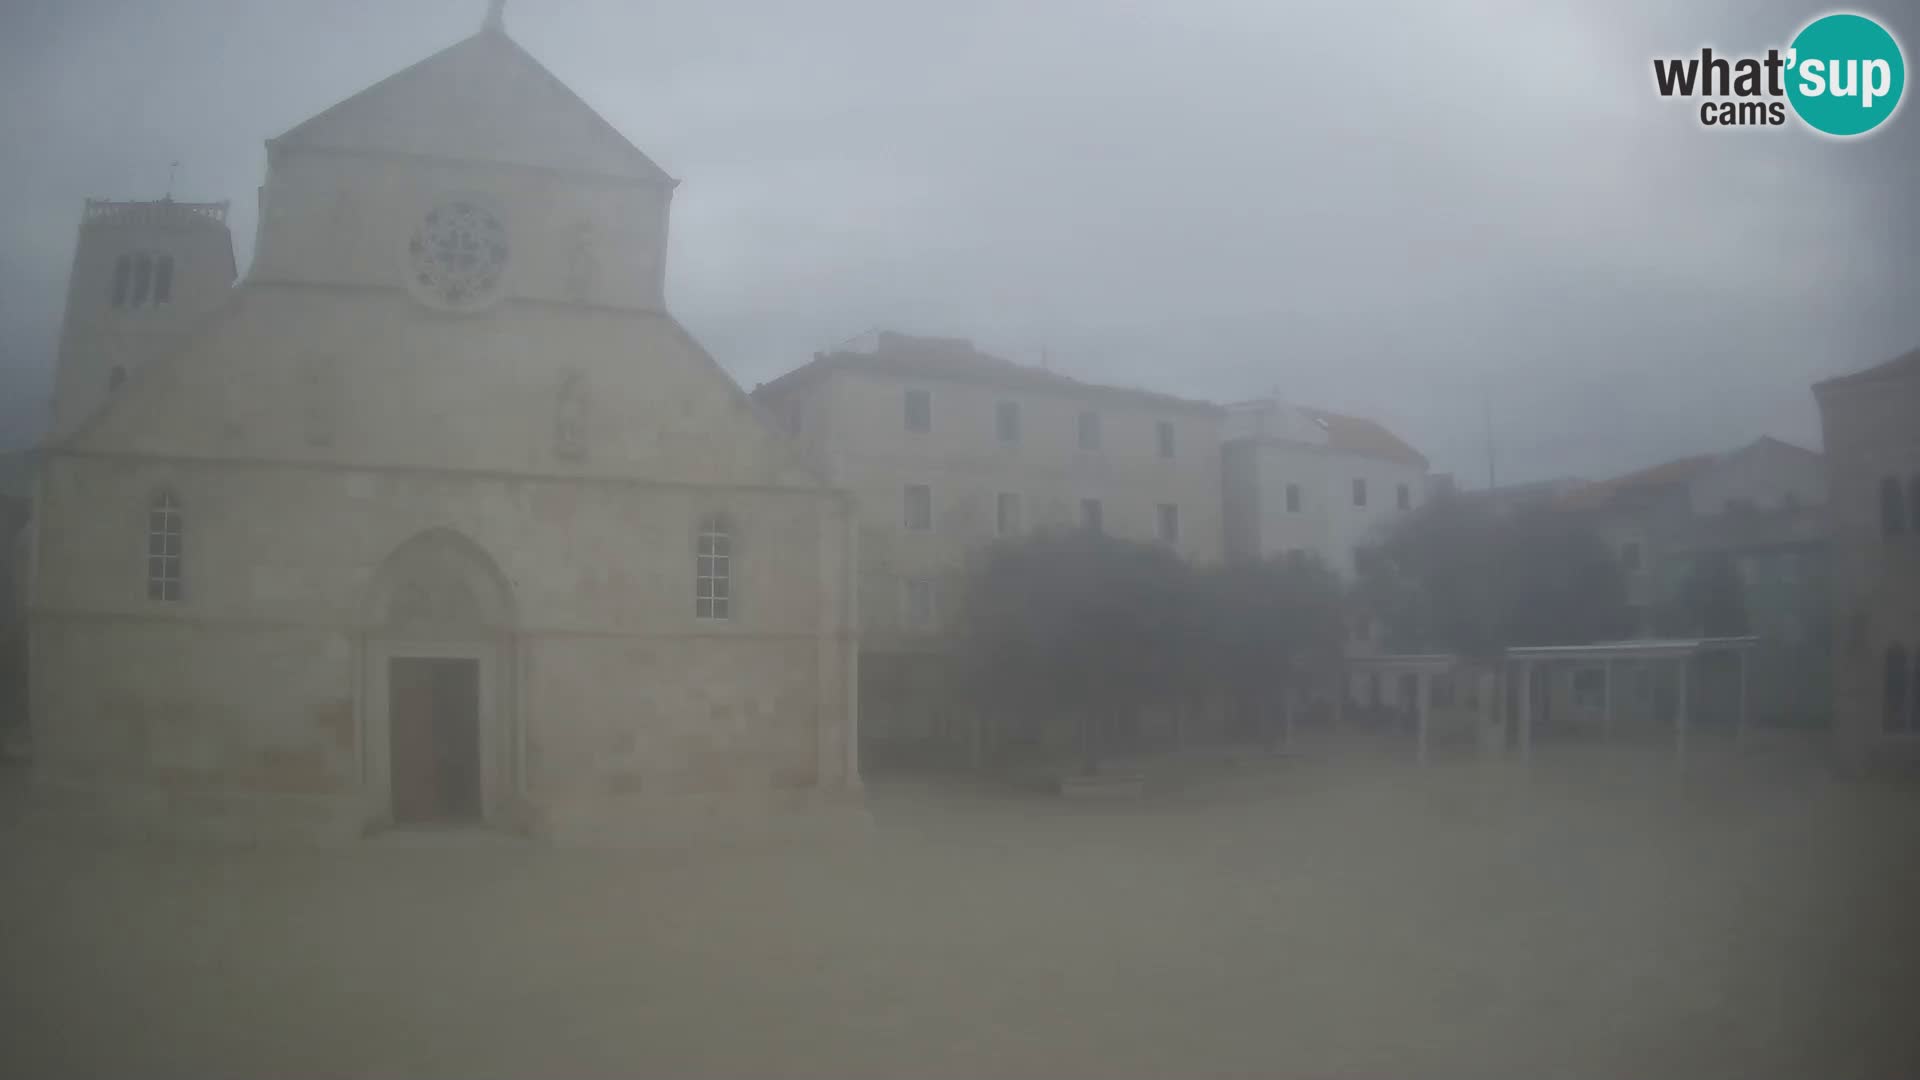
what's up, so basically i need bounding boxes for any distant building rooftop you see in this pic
[1812,345,1920,395]
[1558,437,1819,513]
[752,330,1222,414]
[1223,398,1427,467]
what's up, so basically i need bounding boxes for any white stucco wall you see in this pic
[760,368,1224,644]
[1237,441,1427,576]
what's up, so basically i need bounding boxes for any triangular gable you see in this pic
[271,26,674,185]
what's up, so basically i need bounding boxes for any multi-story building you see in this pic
[1221,397,1431,576]
[1814,347,1920,766]
[1562,437,1827,634]
[752,331,1224,758]
[1559,436,1831,728]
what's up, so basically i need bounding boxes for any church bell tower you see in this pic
[48,196,238,437]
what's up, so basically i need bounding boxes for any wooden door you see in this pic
[432,659,481,821]
[389,657,481,823]
[390,658,442,823]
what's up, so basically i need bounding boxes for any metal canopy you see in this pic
[1339,636,1759,767]
[1505,636,1758,662]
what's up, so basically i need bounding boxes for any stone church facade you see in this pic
[26,18,860,841]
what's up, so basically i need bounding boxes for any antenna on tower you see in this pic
[483,0,506,32]
[165,161,179,201]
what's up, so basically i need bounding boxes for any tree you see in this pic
[1356,494,1630,657]
[957,528,1190,774]
[1199,554,1347,747]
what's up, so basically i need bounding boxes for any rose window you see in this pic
[407,201,509,310]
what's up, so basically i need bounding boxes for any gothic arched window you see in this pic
[153,255,174,304]
[130,254,153,308]
[695,514,731,621]
[146,490,183,601]
[111,255,131,307]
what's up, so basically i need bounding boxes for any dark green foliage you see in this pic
[1356,494,1631,658]
[957,530,1345,771]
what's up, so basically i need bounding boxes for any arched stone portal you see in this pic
[361,529,519,831]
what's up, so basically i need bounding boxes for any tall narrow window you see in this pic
[696,514,731,620]
[1077,410,1101,451]
[146,491,183,601]
[1286,483,1301,512]
[1910,476,1920,539]
[1157,502,1179,544]
[1397,483,1411,510]
[1883,476,1907,536]
[904,578,936,629]
[1080,498,1103,532]
[1157,420,1175,459]
[153,255,174,304]
[996,492,1021,537]
[905,484,932,531]
[1352,477,1367,507]
[130,254,153,308]
[1886,643,1910,733]
[111,255,131,307]
[904,388,931,433]
[996,400,1020,445]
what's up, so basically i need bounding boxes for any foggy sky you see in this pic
[2,0,1915,485]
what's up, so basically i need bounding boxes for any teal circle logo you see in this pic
[1786,13,1905,136]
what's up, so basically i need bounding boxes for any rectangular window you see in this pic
[1397,483,1410,511]
[1352,477,1367,507]
[996,400,1020,444]
[1080,498,1103,532]
[1286,483,1301,513]
[1077,410,1101,451]
[1157,420,1175,459]
[904,388,931,433]
[996,492,1021,537]
[904,484,932,531]
[904,578,936,629]
[1157,503,1179,544]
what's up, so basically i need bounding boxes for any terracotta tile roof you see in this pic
[752,331,1221,413]
[1558,453,1717,510]
[1292,406,1427,467]
[1813,346,1920,394]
